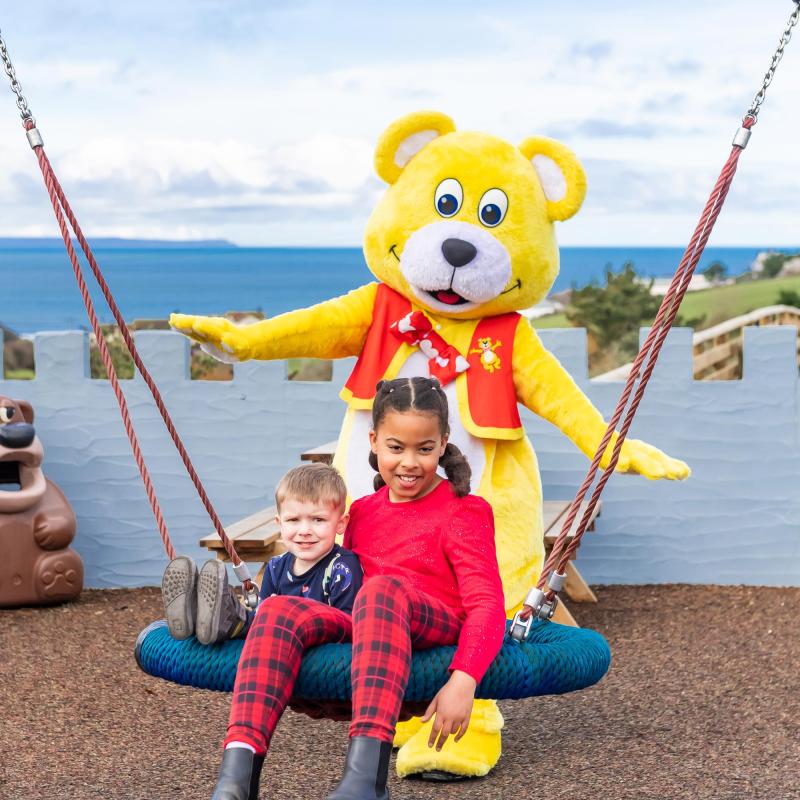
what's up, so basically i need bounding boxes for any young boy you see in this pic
[161,462,362,644]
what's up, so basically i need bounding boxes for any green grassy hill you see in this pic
[531,312,569,329]
[676,275,800,329]
[532,274,800,332]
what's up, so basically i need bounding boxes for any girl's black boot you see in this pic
[326,736,391,800]
[210,746,264,800]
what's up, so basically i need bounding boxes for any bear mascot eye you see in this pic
[478,188,508,227]
[434,178,463,218]
[0,407,15,424]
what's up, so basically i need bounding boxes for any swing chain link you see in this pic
[745,1,800,123]
[509,587,559,642]
[243,585,260,610]
[0,29,35,127]
[233,561,260,609]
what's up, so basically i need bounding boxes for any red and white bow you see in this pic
[390,311,470,386]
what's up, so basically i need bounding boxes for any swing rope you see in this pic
[28,129,174,561]
[538,137,744,590]
[0,31,257,600]
[514,0,800,633]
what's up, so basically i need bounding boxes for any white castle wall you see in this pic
[1,326,797,588]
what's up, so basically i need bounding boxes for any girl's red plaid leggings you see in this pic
[224,575,463,754]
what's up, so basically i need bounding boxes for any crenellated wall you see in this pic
[1,326,798,588]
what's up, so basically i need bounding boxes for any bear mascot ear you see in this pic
[374,110,456,185]
[518,136,587,222]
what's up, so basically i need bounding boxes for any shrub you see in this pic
[703,261,727,283]
[777,289,800,309]
[761,253,788,279]
[566,263,704,368]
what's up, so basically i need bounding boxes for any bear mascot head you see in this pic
[364,110,586,319]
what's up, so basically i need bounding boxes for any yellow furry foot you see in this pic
[395,701,504,779]
[392,716,425,749]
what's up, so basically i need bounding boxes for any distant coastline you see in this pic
[0,237,238,250]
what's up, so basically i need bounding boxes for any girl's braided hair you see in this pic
[368,376,471,497]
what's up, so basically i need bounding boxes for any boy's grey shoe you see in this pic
[161,555,198,640]
[196,559,248,645]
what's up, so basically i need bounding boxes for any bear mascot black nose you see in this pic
[441,238,477,268]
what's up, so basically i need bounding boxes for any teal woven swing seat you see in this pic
[135,617,611,706]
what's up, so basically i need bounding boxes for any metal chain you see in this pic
[746,1,800,122]
[0,28,35,126]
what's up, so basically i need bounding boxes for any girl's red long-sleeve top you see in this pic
[343,479,507,684]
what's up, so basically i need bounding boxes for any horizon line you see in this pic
[0,237,797,251]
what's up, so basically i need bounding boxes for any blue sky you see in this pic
[0,1,798,246]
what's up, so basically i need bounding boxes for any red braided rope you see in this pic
[524,118,754,617]
[41,153,246,567]
[25,121,252,591]
[26,123,175,561]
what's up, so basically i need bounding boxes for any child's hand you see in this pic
[421,670,477,751]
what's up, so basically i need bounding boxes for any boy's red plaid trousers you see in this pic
[225,575,463,754]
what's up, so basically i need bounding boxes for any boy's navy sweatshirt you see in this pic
[255,544,362,614]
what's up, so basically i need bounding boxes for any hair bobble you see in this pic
[371,376,450,439]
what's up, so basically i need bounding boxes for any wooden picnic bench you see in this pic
[199,440,600,626]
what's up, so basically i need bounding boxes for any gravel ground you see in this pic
[2,584,798,800]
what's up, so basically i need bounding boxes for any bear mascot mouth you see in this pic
[428,289,469,306]
[396,221,513,314]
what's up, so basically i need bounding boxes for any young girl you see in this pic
[210,376,507,800]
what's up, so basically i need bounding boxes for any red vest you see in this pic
[341,284,523,440]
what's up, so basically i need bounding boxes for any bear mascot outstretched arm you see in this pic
[171,282,379,365]
[171,111,688,780]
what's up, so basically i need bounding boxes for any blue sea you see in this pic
[0,244,777,334]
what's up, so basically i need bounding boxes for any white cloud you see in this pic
[0,0,796,245]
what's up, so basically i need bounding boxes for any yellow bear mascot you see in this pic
[171,111,688,780]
